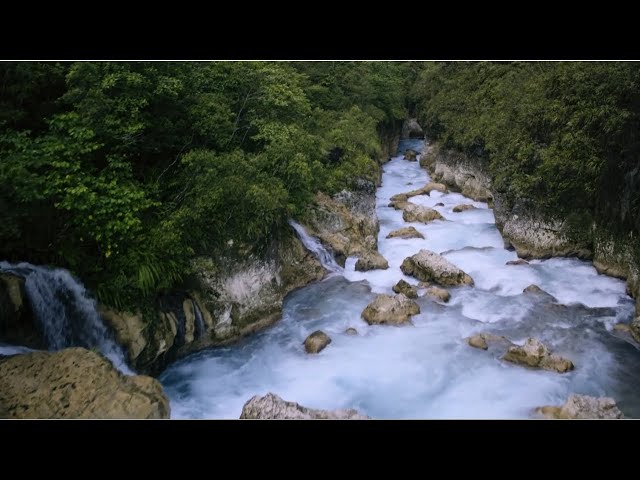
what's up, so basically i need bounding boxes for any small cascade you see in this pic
[0,261,132,374]
[287,220,343,274]
[193,300,206,338]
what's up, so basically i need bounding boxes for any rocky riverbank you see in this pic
[420,141,640,318]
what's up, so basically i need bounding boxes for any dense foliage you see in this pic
[0,62,410,308]
[411,62,640,240]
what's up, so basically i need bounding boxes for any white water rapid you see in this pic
[160,139,639,419]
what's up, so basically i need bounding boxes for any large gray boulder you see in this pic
[303,331,332,354]
[400,249,474,286]
[361,294,420,326]
[402,204,444,224]
[392,280,418,298]
[502,338,574,373]
[386,226,425,240]
[355,251,389,271]
[535,394,623,419]
[0,347,170,419]
[240,393,369,419]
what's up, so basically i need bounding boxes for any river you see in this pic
[159,139,640,419]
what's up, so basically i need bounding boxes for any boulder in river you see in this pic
[390,193,409,202]
[502,338,574,373]
[453,204,476,213]
[361,294,420,326]
[392,279,418,298]
[423,286,450,303]
[0,347,170,419]
[506,259,529,266]
[466,332,511,350]
[398,183,448,200]
[535,394,623,419]
[386,226,425,240]
[355,251,389,271]
[404,149,418,161]
[345,328,358,336]
[388,199,410,210]
[240,393,369,419]
[523,284,558,302]
[435,202,445,207]
[401,249,474,286]
[303,330,332,354]
[402,204,444,224]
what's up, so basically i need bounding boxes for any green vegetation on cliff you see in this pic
[0,62,411,308]
[411,62,640,242]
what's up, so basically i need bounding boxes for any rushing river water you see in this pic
[158,139,639,419]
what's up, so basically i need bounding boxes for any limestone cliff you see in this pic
[420,141,640,315]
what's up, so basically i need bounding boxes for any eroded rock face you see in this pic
[535,394,623,419]
[401,250,474,286]
[386,226,425,240]
[304,189,379,264]
[0,273,41,349]
[421,143,493,203]
[453,204,476,213]
[355,251,389,272]
[392,280,418,299]
[361,294,420,326]
[0,348,169,419]
[502,338,574,373]
[103,230,326,374]
[401,118,424,139]
[424,286,450,303]
[630,317,640,343]
[303,331,332,354]
[240,393,369,419]
[402,204,444,224]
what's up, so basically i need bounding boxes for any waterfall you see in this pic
[0,261,132,374]
[193,300,205,338]
[287,220,343,274]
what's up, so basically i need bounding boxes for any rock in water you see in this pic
[0,348,170,419]
[523,284,558,302]
[468,335,488,350]
[303,331,331,354]
[345,328,358,336]
[388,199,410,210]
[435,202,445,207]
[453,204,476,213]
[361,294,420,325]
[386,226,425,240]
[240,393,369,419]
[396,183,448,200]
[535,394,624,419]
[466,333,511,351]
[424,286,450,303]
[404,149,418,161]
[506,259,529,266]
[400,249,474,286]
[402,204,444,223]
[502,338,574,373]
[392,280,418,298]
[355,251,389,271]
